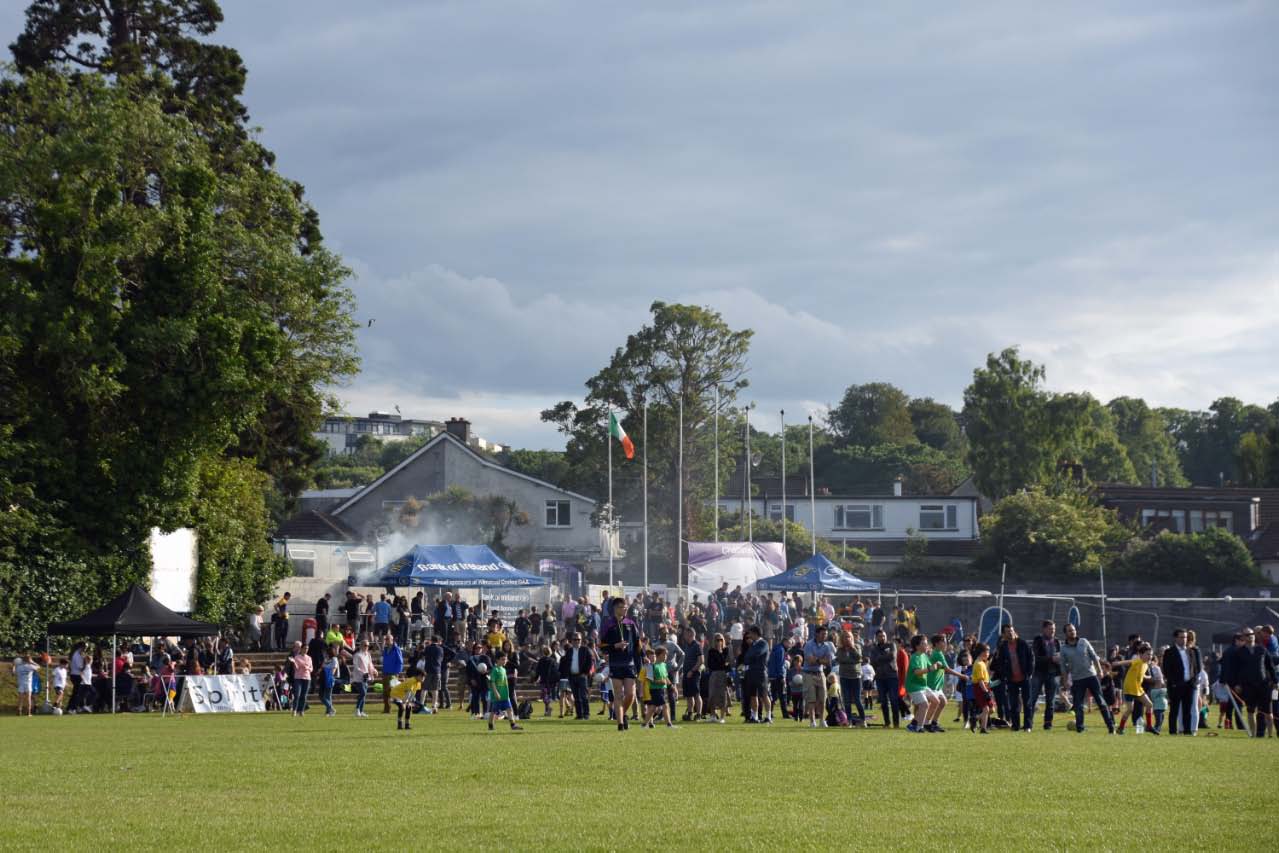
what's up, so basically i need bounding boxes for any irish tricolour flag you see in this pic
[609,411,635,460]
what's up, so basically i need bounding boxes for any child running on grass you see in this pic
[645,647,676,728]
[904,635,940,733]
[487,651,523,731]
[390,672,424,731]
[1109,643,1157,735]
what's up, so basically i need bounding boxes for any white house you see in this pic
[720,478,981,570]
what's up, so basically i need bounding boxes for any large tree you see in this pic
[10,0,351,518]
[962,348,1058,499]
[975,485,1131,579]
[542,302,752,583]
[1106,397,1187,486]
[908,397,965,455]
[0,65,355,640]
[829,382,917,446]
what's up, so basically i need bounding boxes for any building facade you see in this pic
[314,411,508,455]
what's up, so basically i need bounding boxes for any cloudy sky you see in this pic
[9,2,1278,448]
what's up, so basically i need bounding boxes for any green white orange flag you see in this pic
[609,411,635,460]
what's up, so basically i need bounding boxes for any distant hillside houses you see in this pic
[314,411,509,455]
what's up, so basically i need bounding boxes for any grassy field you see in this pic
[1,705,1276,852]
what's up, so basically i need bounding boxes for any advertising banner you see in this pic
[686,541,785,600]
[180,675,272,713]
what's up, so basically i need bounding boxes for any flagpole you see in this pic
[713,386,720,543]
[677,394,684,597]
[741,406,746,539]
[808,414,816,556]
[643,399,649,591]
[608,408,614,591]
[781,409,787,558]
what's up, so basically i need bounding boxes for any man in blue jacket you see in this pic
[741,625,771,724]
[380,635,403,714]
[768,636,790,719]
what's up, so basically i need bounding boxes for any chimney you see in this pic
[445,417,471,443]
[893,476,903,497]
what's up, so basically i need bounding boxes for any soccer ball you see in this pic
[790,674,804,688]
[476,663,489,675]
[50,706,63,716]
[594,671,608,685]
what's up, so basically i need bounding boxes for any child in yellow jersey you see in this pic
[486,620,506,652]
[971,642,995,734]
[390,673,424,732]
[1108,643,1156,735]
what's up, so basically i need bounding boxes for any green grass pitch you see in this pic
[1,707,1276,851]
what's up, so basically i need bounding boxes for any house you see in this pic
[314,411,509,455]
[720,475,981,571]
[1095,483,1279,580]
[274,418,613,584]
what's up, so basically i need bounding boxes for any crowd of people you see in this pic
[14,584,1279,740]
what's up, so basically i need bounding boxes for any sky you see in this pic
[7,2,1278,449]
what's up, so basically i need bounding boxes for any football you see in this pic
[475,663,488,675]
[790,674,804,688]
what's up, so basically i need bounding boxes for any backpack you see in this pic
[517,700,533,720]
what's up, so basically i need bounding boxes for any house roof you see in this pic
[331,431,596,516]
[274,510,359,542]
[1096,483,1279,529]
[1250,522,1279,562]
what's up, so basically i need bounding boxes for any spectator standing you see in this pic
[801,624,836,728]
[559,632,594,720]
[273,592,291,651]
[380,635,403,714]
[1059,623,1114,734]
[344,591,361,632]
[315,593,331,635]
[681,628,704,722]
[1233,627,1277,737]
[1029,620,1062,731]
[869,629,900,728]
[350,639,376,717]
[740,625,770,724]
[289,642,312,717]
[601,597,642,731]
[373,595,391,638]
[994,625,1034,732]
[836,630,866,726]
[1162,627,1202,736]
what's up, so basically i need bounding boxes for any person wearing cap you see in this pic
[801,624,836,728]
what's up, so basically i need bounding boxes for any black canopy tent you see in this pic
[48,584,218,713]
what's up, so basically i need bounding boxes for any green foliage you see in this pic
[963,348,1058,500]
[908,397,966,454]
[502,448,571,487]
[1235,431,1271,488]
[901,527,930,572]
[820,443,969,495]
[1106,397,1188,486]
[190,457,290,626]
[1115,527,1261,589]
[829,382,916,446]
[1160,398,1277,486]
[1049,393,1137,484]
[975,486,1131,579]
[542,301,753,582]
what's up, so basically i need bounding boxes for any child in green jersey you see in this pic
[487,651,523,732]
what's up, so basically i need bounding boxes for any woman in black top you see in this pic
[600,598,640,731]
[705,633,731,723]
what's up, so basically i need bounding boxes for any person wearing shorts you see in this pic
[600,597,640,731]
[681,627,704,722]
[802,625,836,728]
[740,625,771,724]
[904,635,942,733]
[1109,643,1155,735]
[14,653,40,716]
[486,651,523,732]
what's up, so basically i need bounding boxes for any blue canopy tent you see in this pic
[756,554,880,594]
[371,545,547,588]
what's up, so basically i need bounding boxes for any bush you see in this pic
[974,486,1130,579]
[1115,527,1261,589]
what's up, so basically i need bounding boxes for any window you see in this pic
[545,500,572,527]
[1140,508,1186,533]
[1188,510,1232,533]
[769,504,795,522]
[287,547,316,577]
[834,504,883,530]
[919,504,958,530]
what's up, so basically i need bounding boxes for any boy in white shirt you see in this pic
[52,659,69,710]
